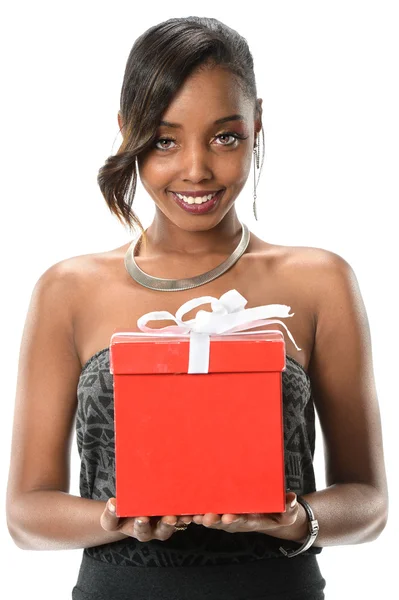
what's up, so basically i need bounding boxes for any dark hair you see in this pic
[97,16,259,237]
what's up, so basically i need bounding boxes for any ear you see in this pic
[254,98,263,143]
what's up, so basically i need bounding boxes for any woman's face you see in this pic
[136,65,262,231]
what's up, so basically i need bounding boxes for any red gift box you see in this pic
[110,330,287,518]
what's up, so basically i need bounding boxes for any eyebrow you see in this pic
[158,114,245,128]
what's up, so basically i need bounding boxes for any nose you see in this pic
[180,141,213,183]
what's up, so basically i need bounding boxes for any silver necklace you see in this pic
[124,221,250,292]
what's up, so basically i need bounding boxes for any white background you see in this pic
[1,1,397,598]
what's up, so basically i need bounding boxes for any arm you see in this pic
[259,250,389,546]
[6,261,126,550]
[8,492,127,551]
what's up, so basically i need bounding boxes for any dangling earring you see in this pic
[253,126,265,221]
[253,135,260,220]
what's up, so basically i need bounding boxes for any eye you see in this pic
[214,132,245,146]
[154,137,176,151]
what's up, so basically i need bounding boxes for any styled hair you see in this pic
[97,16,259,237]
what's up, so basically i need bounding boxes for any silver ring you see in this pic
[174,523,189,531]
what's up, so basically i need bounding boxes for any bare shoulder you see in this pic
[277,243,355,297]
[30,256,85,319]
[264,241,353,293]
[285,244,371,386]
[38,247,121,295]
[294,245,360,324]
[31,250,119,343]
[280,243,351,270]
[48,247,117,276]
[288,244,357,302]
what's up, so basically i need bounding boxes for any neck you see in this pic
[141,209,243,259]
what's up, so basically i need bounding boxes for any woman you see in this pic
[6,16,388,600]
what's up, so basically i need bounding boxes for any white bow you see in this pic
[115,289,301,373]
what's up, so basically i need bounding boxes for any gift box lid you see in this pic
[109,330,286,375]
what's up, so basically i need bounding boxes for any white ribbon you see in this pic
[115,289,301,373]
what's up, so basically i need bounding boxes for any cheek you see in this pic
[138,156,171,188]
[223,152,252,186]
[207,146,249,179]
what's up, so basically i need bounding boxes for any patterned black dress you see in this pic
[72,348,326,599]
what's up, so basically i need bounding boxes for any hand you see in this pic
[100,498,193,542]
[191,492,300,534]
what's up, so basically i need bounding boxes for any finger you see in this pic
[268,494,299,526]
[180,515,193,525]
[221,513,241,526]
[100,498,121,531]
[202,513,223,527]
[192,514,203,525]
[160,516,178,527]
[285,492,299,522]
[153,516,178,539]
[133,516,153,541]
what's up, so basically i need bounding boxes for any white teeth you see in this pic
[175,192,218,205]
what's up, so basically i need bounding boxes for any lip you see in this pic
[170,189,224,198]
[171,189,224,214]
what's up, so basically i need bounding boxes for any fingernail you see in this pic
[164,519,177,526]
[290,496,297,508]
[108,499,116,513]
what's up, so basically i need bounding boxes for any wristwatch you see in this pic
[279,496,319,558]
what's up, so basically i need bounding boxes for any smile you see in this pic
[174,191,219,205]
[170,189,224,215]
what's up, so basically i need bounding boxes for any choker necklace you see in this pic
[124,221,250,292]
